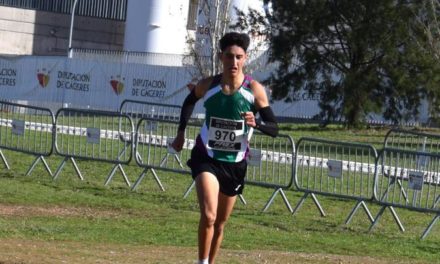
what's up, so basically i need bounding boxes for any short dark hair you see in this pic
[219,32,250,52]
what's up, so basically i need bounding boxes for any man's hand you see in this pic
[241,112,257,128]
[171,130,185,152]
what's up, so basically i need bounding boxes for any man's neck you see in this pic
[221,73,245,90]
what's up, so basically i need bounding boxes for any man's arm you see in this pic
[177,77,210,132]
[249,80,279,137]
[171,78,210,152]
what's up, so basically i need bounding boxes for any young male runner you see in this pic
[171,32,278,264]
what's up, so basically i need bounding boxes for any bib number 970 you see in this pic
[214,130,236,141]
[208,117,244,151]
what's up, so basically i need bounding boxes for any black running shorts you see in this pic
[187,146,247,196]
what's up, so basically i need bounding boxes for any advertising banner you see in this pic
[0,56,193,110]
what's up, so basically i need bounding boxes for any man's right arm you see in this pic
[171,78,210,152]
[178,77,210,132]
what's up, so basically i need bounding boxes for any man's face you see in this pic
[220,45,247,77]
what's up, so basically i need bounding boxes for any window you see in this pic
[0,0,127,21]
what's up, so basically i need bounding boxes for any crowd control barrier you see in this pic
[53,108,134,185]
[133,117,295,211]
[0,100,55,177]
[108,100,182,187]
[243,132,295,212]
[384,128,440,152]
[132,117,198,192]
[371,129,440,239]
[119,100,181,124]
[293,137,378,225]
[183,132,295,211]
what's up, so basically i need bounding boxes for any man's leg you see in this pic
[209,192,237,264]
[196,172,220,262]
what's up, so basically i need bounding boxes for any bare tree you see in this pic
[185,0,271,83]
[185,0,232,80]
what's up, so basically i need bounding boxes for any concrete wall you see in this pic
[0,5,125,56]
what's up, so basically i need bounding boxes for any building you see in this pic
[0,0,429,124]
[0,0,263,56]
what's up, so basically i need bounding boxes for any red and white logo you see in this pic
[110,75,125,95]
[37,68,50,87]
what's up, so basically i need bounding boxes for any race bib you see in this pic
[207,117,244,151]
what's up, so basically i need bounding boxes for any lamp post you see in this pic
[67,0,79,58]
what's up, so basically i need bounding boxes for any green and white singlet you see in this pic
[199,74,256,163]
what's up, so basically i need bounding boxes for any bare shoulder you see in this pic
[194,76,214,98]
[250,79,269,109]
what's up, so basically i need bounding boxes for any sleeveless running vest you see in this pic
[198,74,256,162]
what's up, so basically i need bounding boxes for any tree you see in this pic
[235,0,440,127]
[414,0,440,61]
[185,0,232,79]
[412,0,440,124]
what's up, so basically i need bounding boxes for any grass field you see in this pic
[0,124,439,263]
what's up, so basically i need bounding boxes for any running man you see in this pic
[171,32,278,264]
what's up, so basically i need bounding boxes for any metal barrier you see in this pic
[53,108,134,185]
[120,100,181,124]
[133,117,295,211]
[243,132,295,212]
[384,128,440,152]
[371,129,440,239]
[294,137,378,225]
[105,100,182,188]
[183,131,296,210]
[0,100,55,177]
[132,117,198,191]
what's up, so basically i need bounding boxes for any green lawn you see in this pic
[0,124,439,263]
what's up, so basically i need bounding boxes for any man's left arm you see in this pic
[243,81,279,137]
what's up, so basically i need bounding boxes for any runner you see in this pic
[171,32,278,264]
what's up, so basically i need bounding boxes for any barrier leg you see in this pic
[311,193,326,217]
[262,188,293,213]
[53,157,68,180]
[421,214,439,240]
[151,169,165,191]
[396,179,409,202]
[41,156,53,177]
[345,200,374,225]
[382,178,408,203]
[369,205,386,232]
[159,154,169,167]
[279,189,293,213]
[120,165,131,187]
[238,194,247,205]
[136,152,142,163]
[380,178,394,201]
[0,149,10,169]
[131,168,149,191]
[173,154,184,168]
[106,146,130,186]
[388,206,405,232]
[104,164,131,187]
[292,192,309,216]
[183,180,195,198]
[433,195,440,208]
[70,157,84,181]
[26,156,53,177]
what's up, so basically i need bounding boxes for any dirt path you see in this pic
[0,238,403,264]
[0,204,413,264]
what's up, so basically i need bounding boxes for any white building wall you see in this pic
[123,0,189,56]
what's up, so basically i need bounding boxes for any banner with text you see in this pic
[0,56,194,110]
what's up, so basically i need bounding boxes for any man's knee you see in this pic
[201,211,217,227]
[214,218,228,233]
